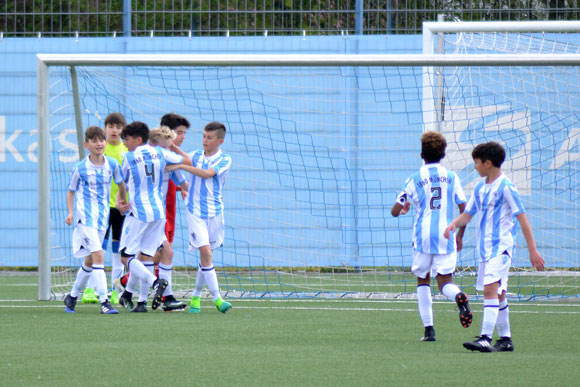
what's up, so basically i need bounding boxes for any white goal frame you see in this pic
[37,23,580,299]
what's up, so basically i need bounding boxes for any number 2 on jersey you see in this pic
[430,186,441,210]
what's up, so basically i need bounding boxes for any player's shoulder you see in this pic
[104,155,120,167]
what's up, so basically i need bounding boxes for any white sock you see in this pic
[440,282,461,300]
[201,265,221,302]
[127,257,156,287]
[71,264,92,298]
[126,273,139,294]
[192,264,206,297]
[92,264,108,303]
[86,270,96,290]
[496,299,511,338]
[138,262,155,303]
[111,252,123,290]
[481,298,500,337]
[417,284,433,327]
[158,263,173,297]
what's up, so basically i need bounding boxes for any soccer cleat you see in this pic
[455,292,473,328]
[81,288,99,304]
[463,335,496,352]
[493,337,514,352]
[100,300,119,314]
[189,296,201,314]
[131,302,147,313]
[110,290,119,305]
[215,298,232,313]
[162,295,187,312]
[420,326,436,342]
[64,294,77,313]
[118,291,134,312]
[150,279,168,310]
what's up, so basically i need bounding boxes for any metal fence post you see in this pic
[123,0,132,36]
[355,0,363,35]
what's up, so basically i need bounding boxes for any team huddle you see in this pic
[63,118,544,353]
[391,132,544,352]
[63,113,232,315]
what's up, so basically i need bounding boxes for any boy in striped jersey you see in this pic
[445,142,544,352]
[392,131,472,342]
[169,122,232,313]
[116,121,191,312]
[63,126,127,314]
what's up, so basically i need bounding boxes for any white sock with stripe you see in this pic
[71,264,92,298]
[92,264,108,303]
[192,264,207,297]
[158,263,173,297]
[201,265,221,302]
[138,262,155,303]
[481,298,500,337]
[496,299,511,338]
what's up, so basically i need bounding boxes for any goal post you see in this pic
[37,49,580,301]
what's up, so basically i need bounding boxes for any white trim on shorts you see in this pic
[72,223,106,258]
[119,214,166,257]
[476,253,511,294]
[186,211,224,251]
[411,249,457,279]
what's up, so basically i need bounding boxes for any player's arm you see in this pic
[65,191,75,225]
[179,181,189,200]
[170,164,216,179]
[455,202,467,252]
[391,191,411,217]
[169,144,192,166]
[444,212,472,239]
[516,212,545,271]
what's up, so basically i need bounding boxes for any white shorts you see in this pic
[187,212,224,251]
[411,249,457,279]
[72,223,106,258]
[119,215,166,257]
[476,253,511,294]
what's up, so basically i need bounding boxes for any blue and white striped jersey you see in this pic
[122,144,183,222]
[397,163,466,254]
[186,149,232,219]
[465,173,525,262]
[161,169,186,205]
[68,156,124,230]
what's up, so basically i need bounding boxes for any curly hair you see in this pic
[421,131,446,163]
[149,126,176,147]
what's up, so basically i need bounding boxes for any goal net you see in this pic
[38,37,580,301]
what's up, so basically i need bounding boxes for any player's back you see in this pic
[405,163,466,254]
[122,144,169,222]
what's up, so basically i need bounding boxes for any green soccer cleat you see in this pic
[110,290,119,305]
[215,298,232,313]
[81,288,99,304]
[189,296,201,314]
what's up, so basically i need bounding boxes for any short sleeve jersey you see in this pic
[186,149,232,219]
[161,168,186,205]
[104,142,128,208]
[68,155,124,230]
[397,163,467,254]
[122,144,183,222]
[465,173,525,262]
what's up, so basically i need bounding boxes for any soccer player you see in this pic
[445,141,544,352]
[63,126,127,314]
[144,126,189,311]
[116,121,191,312]
[391,131,472,342]
[170,121,232,314]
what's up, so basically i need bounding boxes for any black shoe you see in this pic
[151,279,168,310]
[493,337,514,352]
[421,326,436,342]
[118,291,134,312]
[131,301,147,313]
[455,292,473,328]
[64,294,77,313]
[463,335,496,352]
[162,295,187,312]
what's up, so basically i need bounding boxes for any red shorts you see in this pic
[165,180,177,243]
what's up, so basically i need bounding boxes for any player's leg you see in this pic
[434,252,472,328]
[189,263,206,313]
[158,241,187,311]
[91,248,119,315]
[411,250,434,341]
[134,256,155,312]
[493,268,513,352]
[110,208,125,304]
[65,224,97,312]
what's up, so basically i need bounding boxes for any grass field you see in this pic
[1,273,580,387]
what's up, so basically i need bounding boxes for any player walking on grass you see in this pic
[170,122,232,314]
[116,121,191,312]
[445,141,544,352]
[63,126,127,315]
[391,131,472,341]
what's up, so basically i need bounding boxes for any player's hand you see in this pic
[116,198,130,213]
[444,224,456,239]
[65,214,73,226]
[400,201,411,215]
[180,190,188,201]
[530,250,545,271]
[166,164,182,171]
